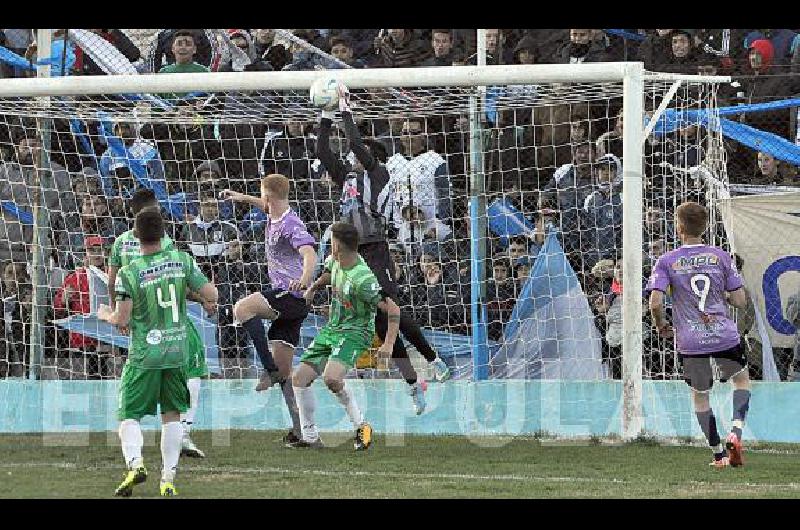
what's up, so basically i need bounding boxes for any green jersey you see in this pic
[158,62,209,74]
[109,230,174,268]
[325,255,383,341]
[115,249,209,369]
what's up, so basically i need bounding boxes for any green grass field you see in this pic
[1,431,799,498]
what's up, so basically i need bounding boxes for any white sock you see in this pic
[334,384,363,429]
[294,385,319,442]
[181,378,202,437]
[160,421,183,483]
[119,419,144,469]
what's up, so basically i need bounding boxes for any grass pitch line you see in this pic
[0,461,627,485]
[187,465,630,485]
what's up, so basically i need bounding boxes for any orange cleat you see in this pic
[726,433,744,467]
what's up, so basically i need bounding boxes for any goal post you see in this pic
[0,60,731,439]
[621,62,644,440]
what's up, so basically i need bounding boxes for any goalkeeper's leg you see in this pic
[375,310,426,415]
[399,313,451,382]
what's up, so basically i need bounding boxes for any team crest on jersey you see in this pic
[673,253,720,270]
[331,287,353,310]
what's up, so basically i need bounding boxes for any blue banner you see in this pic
[651,98,800,167]
[487,197,535,248]
[489,231,606,379]
[0,201,33,225]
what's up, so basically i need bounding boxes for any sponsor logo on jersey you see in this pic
[672,253,720,270]
[138,261,184,283]
[146,329,163,345]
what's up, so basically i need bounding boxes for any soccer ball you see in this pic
[310,76,340,111]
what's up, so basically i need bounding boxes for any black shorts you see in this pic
[678,342,748,393]
[261,288,309,348]
[358,240,398,301]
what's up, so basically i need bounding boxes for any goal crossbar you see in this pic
[0,63,729,97]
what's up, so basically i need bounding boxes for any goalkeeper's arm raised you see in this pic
[316,113,349,189]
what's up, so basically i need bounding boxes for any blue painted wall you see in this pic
[0,380,796,442]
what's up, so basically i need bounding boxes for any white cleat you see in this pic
[181,436,206,458]
[408,380,427,415]
[429,357,452,382]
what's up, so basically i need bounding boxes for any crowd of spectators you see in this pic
[0,28,798,380]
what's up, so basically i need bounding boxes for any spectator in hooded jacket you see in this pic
[250,29,291,71]
[53,236,107,354]
[637,29,674,70]
[513,35,538,65]
[555,29,608,64]
[737,39,799,139]
[744,29,799,66]
[583,154,623,268]
[181,190,241,277]
[422,29,455,66]
[375,29,431,68]
[216,29,257,72]
[76,30,141,75]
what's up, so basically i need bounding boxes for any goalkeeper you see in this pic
[315,81,451,416]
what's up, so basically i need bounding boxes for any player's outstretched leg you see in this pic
[726,369,751,467]
[181,377,205,458]
[160,412,183,496]
[399,314,451,382]
[272,340,303,446]
[115,419,148,497]
[322,360,372,451]
[289,362,325,448]
[234,294,281,391]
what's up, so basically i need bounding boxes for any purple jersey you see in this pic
[648,244,744,354]
[265,209,315,296]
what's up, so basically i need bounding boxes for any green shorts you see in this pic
[184,319,208,379]
[300,327,370,370]
[117,363,190,421]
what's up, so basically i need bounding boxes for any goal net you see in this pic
[0,62,736,438]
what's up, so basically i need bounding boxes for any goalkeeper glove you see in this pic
[337,82,352,113]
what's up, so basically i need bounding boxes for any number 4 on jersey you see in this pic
[157,284,179,323]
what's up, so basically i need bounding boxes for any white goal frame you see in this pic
[0,60,730,441]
